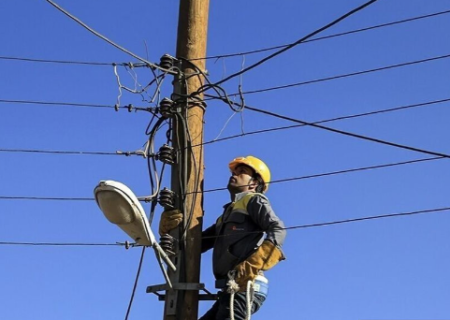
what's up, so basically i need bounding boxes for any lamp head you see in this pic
[94,180,155,246]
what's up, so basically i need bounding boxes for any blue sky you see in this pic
[1,0,450,319]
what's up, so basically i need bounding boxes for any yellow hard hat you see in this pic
[229,156,271,192]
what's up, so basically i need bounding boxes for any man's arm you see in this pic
[233,194,286,288]
[247,194,286,247]
[201,224,216,253]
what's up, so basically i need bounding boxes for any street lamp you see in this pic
[94,180,176,275]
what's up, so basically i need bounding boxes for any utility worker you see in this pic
[159,156,286,320]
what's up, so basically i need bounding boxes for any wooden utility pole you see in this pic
[164,1,209,320]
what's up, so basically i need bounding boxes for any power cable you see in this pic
[209,96,450,160]
[199,97,450,148]
[0,99,114,109]
[282,206,450,231]
[4,96,444,157]
[0,99,156,112]
[244,105,450,158]
[0,241,122,246]
[198,206,450,240]
[0,55,127,66]
[45,0,174,74]
[0,196,94,201]
[3,10,449,66]
[202,156,444,194]
[0,148,120,156]
[0,155,446,200]
[224,53,450,97]
[4,207,448,246]
[3,53,447,112]
[124,247,146,320]
[195,9,450,60]
[207,0,379,88]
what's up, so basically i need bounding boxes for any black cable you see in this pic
[0,99,157,112]
[1,155,446,201]
[244,104,450,159]
[145,117,167,224]
[0,196,94,201]
[124,247,146,320]
[0,148,120,156]
[201,206,450,240]
[3,97,447,157]
[225,53,450,97]
[180,110,201,240]
[0,55,123,66]
[208,95,450,160]
[174,73,203,240]
[3,206,448,248]
[0,99,115,109]
[45,0,174,74]
[4,10,448,66]
[0,241,121,246]
[195,9,450,60]
[198,97,450,148]
[3,206,449,246]
[283,207,450,231]
[208,0,379,88]
[201,156,445,194]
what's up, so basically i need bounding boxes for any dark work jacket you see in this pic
[201,192,286,280]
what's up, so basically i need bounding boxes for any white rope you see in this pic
[227,271,240,320]
[245,280,254,320]
[227,271,255,320]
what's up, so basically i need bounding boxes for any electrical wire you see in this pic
[0,148,120,156]
[45,0,174,74]
[245,105,450,159]
[194,9,450,60]
[224,53,450,97]
[198,97,450,148]
[168,67,204,240]
[281,206,450,231]
[3,206,449,247]
[0,99,157,112]
[4,97,446,157]
[3,52,447,112]
[208,95,450,160]
[201,156,445,194]
[0,55,127,66]
[200,206,450,240]
[124,247,146,320]
[3,10,449,66]
[123,114,170,320]
[0,241,122,246]
[0,156,446,201]
[207,0,379,88]
[0,99,116,109]
[0,196,94,201]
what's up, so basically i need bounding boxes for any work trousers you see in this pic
[199,291,266,320]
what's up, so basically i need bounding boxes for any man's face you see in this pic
[227,165,255,194]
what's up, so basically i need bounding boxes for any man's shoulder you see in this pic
[242,192,270,207]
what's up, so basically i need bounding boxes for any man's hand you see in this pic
[158,209,183,235]
[234,240,284,289]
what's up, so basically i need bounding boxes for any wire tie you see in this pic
[116,241,135,249]
[128,62,134,69]
[141,196,155,203]
[135,150,145,157]
[114,104,120,112]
